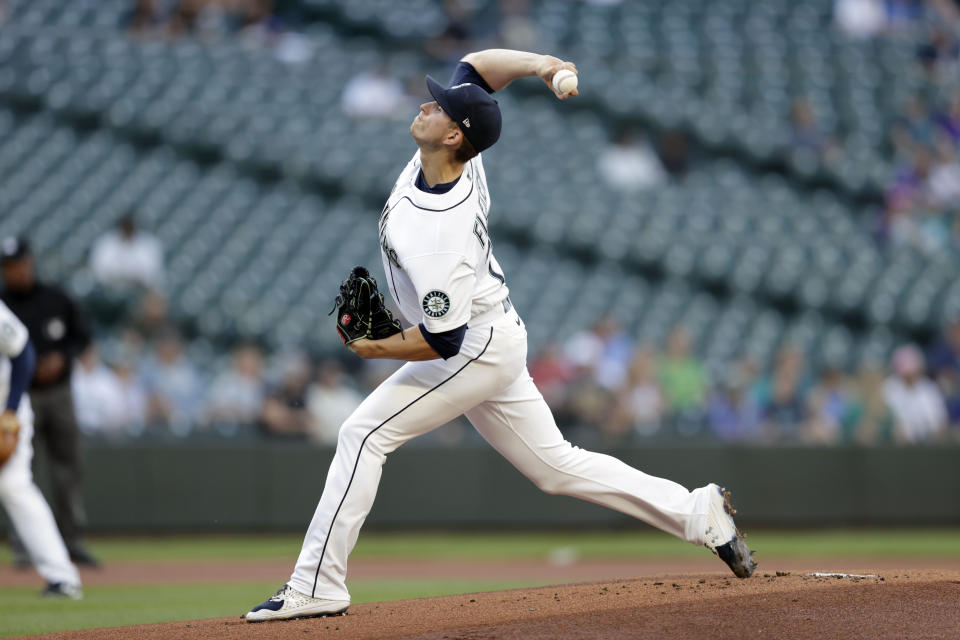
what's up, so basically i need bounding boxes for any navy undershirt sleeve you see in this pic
[7,339,35,412]
[418,323,468,360]
[449,61,495,94]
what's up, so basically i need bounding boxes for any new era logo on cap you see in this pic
[462,118,470,128]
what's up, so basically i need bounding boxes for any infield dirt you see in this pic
[12,566,960,640]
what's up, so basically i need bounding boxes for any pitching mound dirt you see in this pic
[19,569,960,640]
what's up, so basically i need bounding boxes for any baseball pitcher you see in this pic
[247,48,756,622]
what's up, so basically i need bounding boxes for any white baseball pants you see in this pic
[0,400,81,588]
[291,306,712,600]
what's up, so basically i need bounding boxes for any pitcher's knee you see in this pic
[531,469,573,495]
[336,419,377,453]
[336,418,401,456]
[525,445,583,495]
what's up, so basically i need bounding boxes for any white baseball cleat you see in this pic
[703,483,757,578]
[41,582,83,600]
[245,584,349,622]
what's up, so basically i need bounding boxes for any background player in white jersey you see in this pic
[247,48,756,622]
[0,300,83,598]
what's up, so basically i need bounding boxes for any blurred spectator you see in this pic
[835,0,887,38]
[927,138,960,208]
[917,25,959,82]
[891,96,937,157]
[561,320,619,434]
[530,342,576,410]
[563,315,633,390]
[129,0,300,60]
[887,145,931,208]
[306,359,363,446]
[128,0,179,35]
[90,213,165,292]
[97,326,150,438]
[884,147,952,254]
[111,325,148,365]
[72,346,143,438]
[261,351,313,437]
[134,290,171,341]
[112,354,149,437]
[707,357,761,441]
[140,328,205,436]
[929,0,960,24]
[564,324,604,377]
[564,374,613,438]
[935,92,960,144]
[806,367,859,443]
[883,344,947,442]
[166,0,275,39]
[237,0,282,42]
[883,0,926,31]
[753,347,809,441]
[341,66,414,120]
[787,98,839,164]
[608,347,663,439]
[597,129,667,193]
[656,327,708,417]
[927,317,960,426]
[851,366,890,443]
[205,343,266,434]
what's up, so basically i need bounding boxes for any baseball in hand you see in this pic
[552,69,578,96]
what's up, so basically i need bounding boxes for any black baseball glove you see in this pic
[330,266,403,344]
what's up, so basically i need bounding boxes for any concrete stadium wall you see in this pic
[3,443,960,533]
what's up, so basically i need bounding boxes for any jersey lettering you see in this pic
[473,216,487,248]
[379,202,401,270]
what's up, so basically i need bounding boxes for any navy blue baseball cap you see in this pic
[426,76,502,153]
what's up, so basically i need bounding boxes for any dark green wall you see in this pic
[5,443,960,533]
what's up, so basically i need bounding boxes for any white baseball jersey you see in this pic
[378,151,510,334]
[0,300,80,589]
[0,300,29,407]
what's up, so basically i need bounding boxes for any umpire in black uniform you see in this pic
[1,237,99,567]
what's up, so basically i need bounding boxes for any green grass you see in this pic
[0,582,274,637]
[0,529,951,565]
[0,579,538,638]
[0,529,957,637]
